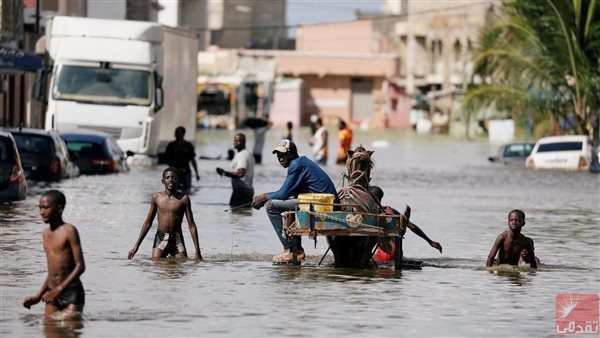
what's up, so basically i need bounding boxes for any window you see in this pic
[537,142,583,152]
[0,138,9,161]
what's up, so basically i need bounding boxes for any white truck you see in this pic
[40,16,199,164]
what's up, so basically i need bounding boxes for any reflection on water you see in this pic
[20,314,84,338]
[146,259,196,280]
[2,136,599,337]
[43,319,84,338]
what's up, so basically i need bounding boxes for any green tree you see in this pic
[464,0,600,140]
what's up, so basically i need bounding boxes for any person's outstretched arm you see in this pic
[191,158,200,181]
[23,274,49,309]
[128,194,158,259]
[486,234,503,267]
[184,195,202,261]
[407,222,443,253]
[216,167,246,179]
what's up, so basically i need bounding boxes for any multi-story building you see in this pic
[208,0,288,50]
[267,0,495,130]
[277,0,495,131]
[381,0,496,131]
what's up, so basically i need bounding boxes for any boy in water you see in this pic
[486,209,537,268]
[23,190,86,320]
[128,167,202,261]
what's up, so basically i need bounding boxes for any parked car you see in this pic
[6,127,80,181]
[526,135,593,171]
[488,142,535,166]
[0,131,27,201]
[61,129,130,174]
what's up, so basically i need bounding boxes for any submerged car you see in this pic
[526,135,593,171]
[7,127,80,181]
[488,142,535,166]
[0,131,27,201]
[61,129,129,174]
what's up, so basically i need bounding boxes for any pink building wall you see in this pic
[275,53,397,78]
[296,21,373,53]
[302,75,351,125]
[275,53,399,128]
[270,82,302,128]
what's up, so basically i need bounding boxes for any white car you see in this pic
[526,135,593,171]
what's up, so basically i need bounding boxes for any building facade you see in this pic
[208,0,288,50]
[383,0,496,132]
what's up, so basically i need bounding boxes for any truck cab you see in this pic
[38,16,197,164]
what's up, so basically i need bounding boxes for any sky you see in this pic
[286,0,383,27]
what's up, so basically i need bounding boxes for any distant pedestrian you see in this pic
[164,126,200,192]
[283,121,293,142]
[249,117,272,164]
[216,133,255,208]
[336,119,353,164]
[23,190,86,320]
[309,117,328,165]
[310,114,319,135]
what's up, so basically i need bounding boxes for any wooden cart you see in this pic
[281,202,421,270]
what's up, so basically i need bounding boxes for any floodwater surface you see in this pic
[1,129,599,337]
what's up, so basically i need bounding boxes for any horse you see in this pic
[328,145,383,268]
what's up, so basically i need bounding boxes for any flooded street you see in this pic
[1,129,599,337]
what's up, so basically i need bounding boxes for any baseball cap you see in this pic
[272,139,297,154]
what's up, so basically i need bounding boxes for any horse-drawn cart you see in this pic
[281,201,421,270]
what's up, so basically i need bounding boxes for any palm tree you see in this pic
[464,0,600,140]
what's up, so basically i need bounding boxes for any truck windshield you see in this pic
[53,65,152,105]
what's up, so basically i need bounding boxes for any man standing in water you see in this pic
[128,167,202,261]
[309,117,328,165]
[216,133,255,208]
[251,117,272,165]
[23,190,86,320]
[164,126,200,192]
[486,209,537,268]
[336,119,352,165]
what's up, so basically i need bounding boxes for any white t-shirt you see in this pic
[231,148,254,190]
[313,126,327,161]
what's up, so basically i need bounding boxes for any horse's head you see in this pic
[345,145,374,183]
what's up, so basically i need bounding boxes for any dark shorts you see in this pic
[50,279,85,311]
[153,231,186,257]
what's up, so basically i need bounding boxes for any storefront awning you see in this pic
[0,45,43,73]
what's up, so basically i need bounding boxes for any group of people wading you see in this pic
[23,121,538,321]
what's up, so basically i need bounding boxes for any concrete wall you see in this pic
[275,52,397,78]
[296,20,373,53]
[270,78,302,128]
